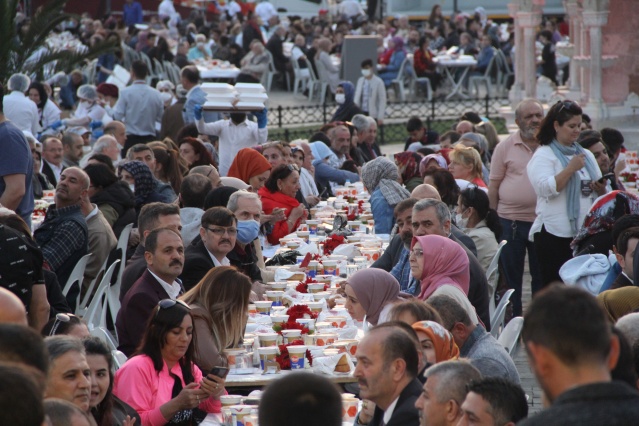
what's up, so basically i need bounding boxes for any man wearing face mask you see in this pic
[51,85,106,132]
[354,59,386,126]
[194,104,268,177]
[187,34,212,62]
[331,81,362,123]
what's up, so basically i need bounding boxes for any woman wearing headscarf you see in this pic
[331,81,362,123]
[310,141,359,197]
[419,154,448,176]
[409,234,479,324]
[344,269,402,327]
[361,157,410,234]
[118,161,165,218]
[227,147,272,192]
[394,152,423,192]
[378,36,407,87]
[411,320,459,372]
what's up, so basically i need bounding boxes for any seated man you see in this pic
[458,377,528,426]
[415,360,482,426]
[181,207,237,291]
[34,167,88,288]
[116,228,184,356]
[403,116,439,151]
[429,295,520,384]
[119,203,181,301]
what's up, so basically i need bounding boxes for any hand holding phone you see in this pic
[598,173,615,183]
[209,366,229,379]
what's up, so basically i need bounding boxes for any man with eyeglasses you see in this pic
[181,207,237,291]
[117,227,185,356]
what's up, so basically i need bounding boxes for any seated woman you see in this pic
[361,157,410,234]
[315,37,340,93]
[310,141,360,196]
[419,154,448,175]
[258,164,307,245]
[83,337,140,426]
[85,163,136,239]
[456,187,500,272]
[227,147,272,192]
[422,168,460,215]
[331,81,362,123]
[59,84,106,128]
[394,151,423,193]
[378,37,407,87]
[181,267,252,372]
[119,161,166,218]
[413,36,441,89]
[410,234,479,324]
[448,144,487,188]
[261,142,288,170]
[344,269,402,327]
[114,299,225,425]
[42,313,90,338]
[28,81,61,133]
[148,141,184,196]
[179,137,215,170]
[44,336,92,413]
[411,321,459,376]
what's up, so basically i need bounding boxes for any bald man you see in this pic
[456,120,475,134]
[0,288,28,325]
[411,184,441,201]
[34,167,89,292]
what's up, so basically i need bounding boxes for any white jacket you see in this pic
[354,75,387,121]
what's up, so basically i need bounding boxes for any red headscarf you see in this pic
[412,320,460,362]
[227,148,272,184]
[411,234,469,300]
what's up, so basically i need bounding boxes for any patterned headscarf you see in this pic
[119,160,155,206]
[411,234,470,300]
[420,154,448,177]
[347,269,401,326]
[412,320,460,362]
[361,157,411,206]
[394,151,422,184]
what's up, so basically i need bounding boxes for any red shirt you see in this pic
[413,48,436,76]
[258,187,302,245]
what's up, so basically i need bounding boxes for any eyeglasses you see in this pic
[49,313,79,336]
[205,226,238,237]
[410,248,424,258]
[557,100,580,114]
[155,299,190,318]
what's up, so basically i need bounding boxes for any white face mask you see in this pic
[361,69,372,77]
[197,41,205,48]
[335,93,346,104]
[455,210,469,230]
[80,100,93,110]
[160,92,173,103]
[129,184,135,193]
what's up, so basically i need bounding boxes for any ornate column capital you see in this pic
[582,0,610,12]
[563,0,581,18]
[516,11,543,28]
[582,10,609,27]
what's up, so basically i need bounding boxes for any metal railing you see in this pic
[267,95,510,145]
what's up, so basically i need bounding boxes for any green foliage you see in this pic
[0,0,118,82]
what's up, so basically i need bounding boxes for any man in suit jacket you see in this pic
[415,361,482,426]
[41,137,65,187]
[609,227,639,290]
[354,325,422,426]
[116,228,184,356]
[181,207,237,291]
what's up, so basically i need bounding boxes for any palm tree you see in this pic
[0,0,118,83]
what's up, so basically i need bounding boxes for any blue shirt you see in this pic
[0,121,34,224]
[370,187,395,234]
[123,1,143,26]
[389,246,419,294]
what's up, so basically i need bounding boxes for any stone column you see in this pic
[517,7,543,99]
[508,2,524,104]
[582,5,610,120]
[564,0,582,94]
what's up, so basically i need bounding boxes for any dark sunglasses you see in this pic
[557,100,580,114]
[155,299,190,318]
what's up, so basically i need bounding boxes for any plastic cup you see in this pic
[306,301,324,313]
[281,329,302,344]
[254,301,273,315]
[307,283,326,293]
[287,345,307,369]
[323,260,338,276]
[265,290,284,307]
[270,314,289,328]
[257,346,279,369]
[326,316,347,328]
[257,333,279,347]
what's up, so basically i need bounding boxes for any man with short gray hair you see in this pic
[61,131,84,168]
[226,190,264,286]
[414,361,482,426]
[3,73,40,134]
[92,135,121,163]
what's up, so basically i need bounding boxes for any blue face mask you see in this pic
[236,220,260,244]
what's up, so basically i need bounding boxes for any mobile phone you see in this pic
[209,366,229,379]
[598,173,615,183]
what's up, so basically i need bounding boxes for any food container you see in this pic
[312,291,331,301]
[314,333,338,346]
[287,345,307,369]
[306,220,319,234]
[257,347,279,369]
[323,260,338,276]
[270,315,289,328]
[307,283,326,293]
[265,291,284,307]
[257,333,279,347]
[254,301,273,315]
[296,230,310,242]
[281,329,302,344]
[315,274,333,284]
[306,301,324,313]
[220,395,243,407]
[325,316,347,328]
[267,281,289,291]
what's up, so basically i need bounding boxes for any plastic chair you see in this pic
[90,326,118,351]
[497,316,524,355]
[76,257,108,316]
[313,59,332,104]
[153,58,167,80]
[495,49,514,95]
[486,240,507,319]
[107,223,133,328]
[469,49,498,97]
[83,260,120,331]
[407,60,433,101]
[61,253,92,313]
[291,56,311,96]
[305,57,327,102]
[490,288,515,338]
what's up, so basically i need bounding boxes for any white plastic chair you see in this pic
[486,240,507,319]
[83,260,120,331]
[62,253,92,312]
[291,56,311,96]
[389,57,412,102]
[497,316,524,355]
[112,350,128,370]
[107,223,133,327]
[494,49,514,95]
[491,288,515,338]
[76,257,108,316]
[469,49,498,97]
[90,326,119,351]
[407,60,433,101]
[313,58,331,104]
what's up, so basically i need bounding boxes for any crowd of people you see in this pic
[1,1,639,426]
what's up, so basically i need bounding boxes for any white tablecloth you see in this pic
[198,66,241,80]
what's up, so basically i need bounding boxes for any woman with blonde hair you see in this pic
[448,144,486,188]
[181,266,253,372]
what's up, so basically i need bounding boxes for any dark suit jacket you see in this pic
[41,161,64,187]
[369,379,422,426]
[116,269,170,356]
[610,272,633,290]
[451,233,491,330]
[119,244,147,301]
[266,34,288,73]
[357,142,382,164]
[372,234,404,272]
[181,239,215,291]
